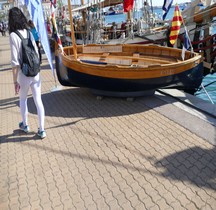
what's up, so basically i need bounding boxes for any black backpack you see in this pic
[15,30,40,77]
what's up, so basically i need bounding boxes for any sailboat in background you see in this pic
[63,0,212,46]
[62,0,170,45]
[104,4,124,15]
[179,1,216,75]
[135,0,216,75]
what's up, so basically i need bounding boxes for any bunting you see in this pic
[169,4,183,46]
[50,0,63,52]
[123,0,134,12]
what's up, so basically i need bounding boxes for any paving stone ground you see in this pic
[0,35,216,210]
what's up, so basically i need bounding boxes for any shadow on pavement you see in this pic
[27,87,160,119]
[154,146,216,191]
[0,66,12,71]
[1,86,216,191]
[0,86,167,132]
[2,126,216,192]
[0,129,42,143]
[40,63,51,70]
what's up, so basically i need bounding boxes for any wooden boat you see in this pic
[54,0,204,97]
[55,43,203,96]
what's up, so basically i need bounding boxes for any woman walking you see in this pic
[8,7,46,139]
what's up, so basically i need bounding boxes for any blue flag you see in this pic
[183,31,190,50]
[23,0,54,75]
[162,0,173,20]
[182,30,191,60]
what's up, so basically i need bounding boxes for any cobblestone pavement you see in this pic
[1,35,216,210]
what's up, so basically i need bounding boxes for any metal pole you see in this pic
[200,83,214,104]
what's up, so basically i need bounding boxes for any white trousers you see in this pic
[18,71,45,131]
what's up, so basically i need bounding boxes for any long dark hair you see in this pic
[8,7,29,34]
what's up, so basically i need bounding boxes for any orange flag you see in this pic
[169,4,183,45]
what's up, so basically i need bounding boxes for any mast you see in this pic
[127,10,132,21]
[67,0,77,60]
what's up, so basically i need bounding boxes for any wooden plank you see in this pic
[76,54,176,64]
[133,53,140,57]
[106,58,132,65]
[83,45,122,53]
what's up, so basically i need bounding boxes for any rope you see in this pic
[202,80,216,88]
[199,84,214,104]
[196,80,216,92]
[195,89,216,95]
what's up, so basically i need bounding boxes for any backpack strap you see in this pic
[14,30,30,40]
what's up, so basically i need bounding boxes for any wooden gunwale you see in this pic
[63,44,187,54]
[59,49,202,79]
[62,44,197,62]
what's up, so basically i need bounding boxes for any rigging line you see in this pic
[149,0,153,15]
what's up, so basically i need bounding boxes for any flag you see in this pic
[123,0,134,12]
[50,0,63,52]
[20,0,54,75]
[169,5,183,46]
[162,0,173,20]
[181,30,190,60]
[183,31,190,50]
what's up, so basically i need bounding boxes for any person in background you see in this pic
[2,22,7,36]
[0,22,5,36]
[28,20,42,63]
[8,7,46,139]
[47,18,52,34]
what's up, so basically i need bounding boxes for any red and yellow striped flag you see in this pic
[169,4,183,45]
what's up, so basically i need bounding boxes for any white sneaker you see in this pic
[37,129,46,139]
[19,122,30,133]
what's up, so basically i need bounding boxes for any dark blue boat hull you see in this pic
[55,56,203,94]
